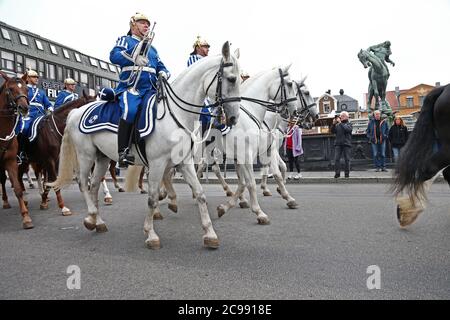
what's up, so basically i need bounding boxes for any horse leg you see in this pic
[179,162,219,248]
[241,163,270,224]
[396,153,448,227]
[109,160,124,192]
[101,178,113,205]
[211,162,233,197]
[138,166,147,194]
[260,165,272,196]
[162,166,177,215]
[277,151,287,191]
[235,163,249,208]
[88,156,110,232]
[1,169,11,209]
[196,157,206,179]
[5,160,32,229]
[217,163,247,217]
[143,161,169,249]
[26,168,35,189]
[271,152,298,209]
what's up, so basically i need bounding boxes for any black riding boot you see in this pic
[117,119,135,168]
[17,134,28,164]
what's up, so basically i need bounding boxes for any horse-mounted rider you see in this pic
[110,12,171,168]
[367,40,395,77]
[54,78,78,109]
[17,70,53,163]
[187,36,210,67]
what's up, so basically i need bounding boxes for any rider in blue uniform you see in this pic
[54,78,78,109]
[17,70,53,163]
[187,36,213,135]
[110,12,170,167]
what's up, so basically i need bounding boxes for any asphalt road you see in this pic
[0,182,449,300]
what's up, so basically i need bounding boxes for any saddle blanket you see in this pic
[79,95,157,139]
[20,115,45,142]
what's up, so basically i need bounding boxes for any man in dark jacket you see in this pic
[331,111,353,178]
[366,110,389,171]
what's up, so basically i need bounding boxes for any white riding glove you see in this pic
[135,55,149,67]
[158,71,168,80]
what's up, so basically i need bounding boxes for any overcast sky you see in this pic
[1,0,449,106]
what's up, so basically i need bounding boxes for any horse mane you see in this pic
[52,95,96,117]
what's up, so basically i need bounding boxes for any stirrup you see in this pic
[118,150,135,168]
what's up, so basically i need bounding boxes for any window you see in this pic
[406,96,414,108]
[80,72,88,85]
[57,65,63,81]
[419,95,425,107]
[108,64,117,73]
[1,51,14,71]
[99,61,108,70]
[35,40,44,51]
[1,28,11,40]
[323,102,331,114]
[47,63,56,80]
[101,78,111,88]
[16,55,24,74]
[38,61,45,77]
[73,70,79,82]
[19,34,28,45]
[50,44,58,55]
[74,53,81,62]
[89,58,98,67]
[66,68,73,79]
[25,57,37,72]
[63,49,70,59]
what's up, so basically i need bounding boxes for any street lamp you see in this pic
[395,86,401,113]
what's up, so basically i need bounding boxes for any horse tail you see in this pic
[392,85,446,199]
[46,126,78,190]
[124,165,143,192]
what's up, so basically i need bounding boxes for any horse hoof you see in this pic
[204,237,219,249]
[239,201,249,209]
[22,221,34,229]
[62,210,72,216]
[153,212,164,220]
[40,204,49,210]
[397,205,421,228]
[287,200,299,209]
[83,219,96,231]
[118,188,125,192]
[257,216,270,225]
[263,191,272,197]
[226,190,234,197]
[159,191,168,201]
[3,203,11,209]
[96,224,108,233]
[145,238,161,250]
[140,190,148,194]
[168,204,178,213]
[104,197,113,205]
[217,205,226,218]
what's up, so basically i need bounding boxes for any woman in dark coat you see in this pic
[388,116,408,163]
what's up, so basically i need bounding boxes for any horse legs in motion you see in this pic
[0,169,11,209]
[393,84,450,226]
[108,160,125,192]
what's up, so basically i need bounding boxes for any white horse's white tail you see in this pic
[46,127,78,189]
[124,165,143,192]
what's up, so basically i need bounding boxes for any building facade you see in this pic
[0,21,119,101]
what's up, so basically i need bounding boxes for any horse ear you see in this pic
[283,63,293,73]
[21,73,28,82]
[222,41,230,61]
[234,48,240,59]
[0,70,10,81]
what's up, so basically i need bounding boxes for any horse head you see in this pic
[293,77,318,130]
[268,64,298,118]
[0,71,29,117]
[358,49,371,69]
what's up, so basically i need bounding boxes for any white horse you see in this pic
[143,66,300,222]
[48,42,241,249]
[259,79,319,197]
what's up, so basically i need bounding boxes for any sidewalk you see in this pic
[106,168,446,184]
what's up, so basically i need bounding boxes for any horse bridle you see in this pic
[0,78,29,116]
[293,81,316,123]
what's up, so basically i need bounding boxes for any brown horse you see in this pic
[17,92,96,215]
[0,70,32,229]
